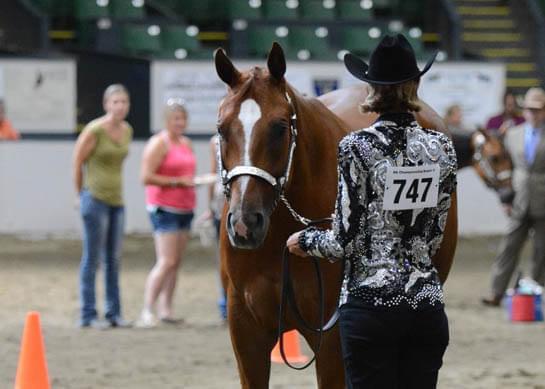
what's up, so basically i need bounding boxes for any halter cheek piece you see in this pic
[217,92,310,225]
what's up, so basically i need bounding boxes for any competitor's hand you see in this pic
[178,176,195,187]
[287,231,309,257]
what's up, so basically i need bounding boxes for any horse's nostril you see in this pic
[244,212,264,230]
[227,212,234,230]
[255,212,263,228]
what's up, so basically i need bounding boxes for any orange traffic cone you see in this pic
[14,312,50,389]
[271,330,308,364]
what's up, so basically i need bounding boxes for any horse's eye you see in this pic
[270,121,288,139]
[490,155,499,164]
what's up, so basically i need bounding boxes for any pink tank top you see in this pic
[145,132,196,211]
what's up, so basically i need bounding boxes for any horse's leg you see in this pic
[302,326,346,389]
[228,293,277,389]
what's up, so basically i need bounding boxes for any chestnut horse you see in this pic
[215,43,459,388]
[215,43,347,388]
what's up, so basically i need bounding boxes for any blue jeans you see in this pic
[214,217,227,320]
[79,190,125,325]
[148,207,194,233]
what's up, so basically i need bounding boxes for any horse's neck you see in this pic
[286,93,348,215]
[451,132,474,169]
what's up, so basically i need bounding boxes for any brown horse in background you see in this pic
[452,129,514,203]
[215,43,347,388]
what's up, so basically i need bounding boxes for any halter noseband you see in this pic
[217,92,298,202]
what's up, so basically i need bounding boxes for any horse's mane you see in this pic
[286,83,350,138]
[451,131,473,169]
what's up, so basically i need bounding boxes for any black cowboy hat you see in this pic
[344,33,437,85]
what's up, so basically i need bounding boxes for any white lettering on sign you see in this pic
[383,165,440,210]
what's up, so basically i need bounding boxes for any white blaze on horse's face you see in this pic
[238,98,262,194]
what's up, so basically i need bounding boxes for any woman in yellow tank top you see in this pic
[72,84,133,329]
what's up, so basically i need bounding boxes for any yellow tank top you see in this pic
[83,123,132,206]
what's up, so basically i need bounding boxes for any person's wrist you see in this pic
[297,231,308,253]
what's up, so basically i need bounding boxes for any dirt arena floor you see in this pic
[1,234,544,389]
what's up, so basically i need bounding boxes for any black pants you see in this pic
[339,299,449,389]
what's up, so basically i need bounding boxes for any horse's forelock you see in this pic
[231,68,286,109]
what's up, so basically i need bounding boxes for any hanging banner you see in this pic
[0,59,76,132]
[418,62,506,129]
[151,60,343,133]
[341,61,506,129]
[151,62,226,133]
[152,60,505,133]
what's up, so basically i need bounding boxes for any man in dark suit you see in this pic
[483,87,545,306]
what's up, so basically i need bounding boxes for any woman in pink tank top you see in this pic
[137,100,196,327]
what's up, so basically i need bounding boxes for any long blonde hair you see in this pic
[360,80,421,114]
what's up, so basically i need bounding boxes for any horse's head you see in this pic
[471,129,515,204]
[214,43,297,249]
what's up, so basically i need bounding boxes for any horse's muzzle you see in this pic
[227,211,267,249]
[498,187,515,205]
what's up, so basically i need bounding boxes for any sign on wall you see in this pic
[0,59,76,133]
[418,62,506,129]
[152,60,506,133]
[150,60,345,133]
[341,61,506,129]
[151,62,226,133]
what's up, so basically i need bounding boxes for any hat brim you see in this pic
[344,51,438,85]
[523,103,545,109]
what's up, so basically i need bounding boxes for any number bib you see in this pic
[383,165,440,210]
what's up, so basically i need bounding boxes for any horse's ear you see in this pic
[477,127,490,139]
[267,42,286,82]
[214,48,240,87]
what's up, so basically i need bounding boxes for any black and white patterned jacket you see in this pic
[299,113,457,310]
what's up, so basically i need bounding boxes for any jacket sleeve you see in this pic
[298,136,364,261]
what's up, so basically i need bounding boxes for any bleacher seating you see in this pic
[24,0,428,61]
[288,25,335,60]
[121,24,161,55]
[248,25,290,57]
[74,0,109,20]
[110,0,145,20]
[263,0,299,20]
[160,24,212,59]
[538,0,545,14]
[339,25,383,56]
[337,0,373,21]
[299,0,336,21]
[227,0,263,21]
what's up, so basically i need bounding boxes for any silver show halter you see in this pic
[217,92,310,226]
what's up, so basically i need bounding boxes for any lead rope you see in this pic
[277,198,341,370]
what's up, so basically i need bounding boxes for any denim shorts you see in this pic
[148,208,194,233]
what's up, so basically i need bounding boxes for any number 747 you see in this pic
[393,177,433,204]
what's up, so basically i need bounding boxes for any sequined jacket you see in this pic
[299,113,457,310]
